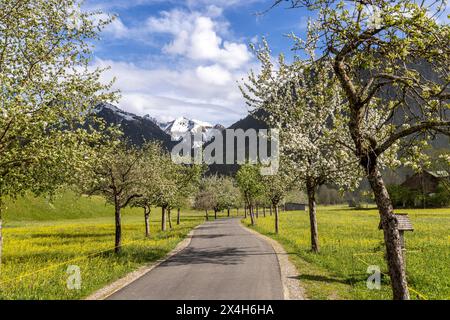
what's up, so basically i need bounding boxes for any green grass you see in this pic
[3,190,118,223]
[0,192,206,300]
[243,206,450,300]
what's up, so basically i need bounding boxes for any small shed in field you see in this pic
[401,170,449,194]
[284,203,307,211]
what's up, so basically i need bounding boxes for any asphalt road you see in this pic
[107,218,284,300]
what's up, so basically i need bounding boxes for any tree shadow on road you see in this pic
[159,246,278,266]
[191,234,228,239]
[292,273,370,286]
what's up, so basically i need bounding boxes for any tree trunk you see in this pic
[161,206,166,231]
[114,202,122,254]
[256,205,259,218]
[144,207,150,238]
[177,208,181,225]
[306,179,319,253]
[205,209,209,221]
[244,205,247,218]
[263,207,266,217]
[227,208,230,217]
[368,165,410,300]
[214,209,217,219]
[270,206,272,216]
[168,208,173,229]
[274,204,279,234]
[249,205,256,226]
[0,202,3,272]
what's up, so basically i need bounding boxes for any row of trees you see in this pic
[0,0,203,264]
[240,0,450,300]
[193,168,291,235]
[193,175,241,220]
[81,140,202,253]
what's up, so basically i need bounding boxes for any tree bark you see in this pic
[114,201,122,253]
[333,43,410,299]
[177,208,181,225]
[144,206,150,238]
[227,208,230,217]
[168,208,173,229]
[249,205,256,226]
[367,165,410,300]
[270,206,272,216]
[205,209,209,221]
[244,205,247,218]
[161,206,166,231]
[0,202,3,272]
[214,209,217,220]
[274,204,279,234]
[306,179,319,253]
[256,205,259,218]
[263,206,266,217]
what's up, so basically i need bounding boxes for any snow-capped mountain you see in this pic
[93,103,225,147]
[94,102,141,122]
[155,116,224,143]
[93,103,173,149]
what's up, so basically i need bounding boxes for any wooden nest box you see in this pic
[379,213,414,249]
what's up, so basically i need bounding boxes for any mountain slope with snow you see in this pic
[157,116,224,143]
[93,103,174,149]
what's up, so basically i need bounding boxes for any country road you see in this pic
[107,218,284,300]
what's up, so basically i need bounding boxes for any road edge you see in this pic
[84,224,201,300]
[241,222,307,300]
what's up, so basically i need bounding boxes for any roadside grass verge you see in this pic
[0,193,205,299]
[243,205,450,300]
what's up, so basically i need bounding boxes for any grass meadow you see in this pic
[243,206,450,300]
[0,190,206,299]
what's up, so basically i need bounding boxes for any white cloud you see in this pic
[106,16,129,38]
[146,10,251,69]
[92,58,250,125]
[92,13,130,39]
[196,64,232,85]
[89,7,256,125]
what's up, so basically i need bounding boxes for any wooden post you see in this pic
[400,230,406,269]
[399,231,405,249]
[379,213,413,274]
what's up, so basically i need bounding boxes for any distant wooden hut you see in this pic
[401,170,449,194]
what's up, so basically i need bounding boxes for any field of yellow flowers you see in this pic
[244,206,450,300]
[0,191,206,299]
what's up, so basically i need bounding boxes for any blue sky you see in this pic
[83,0,312,126]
